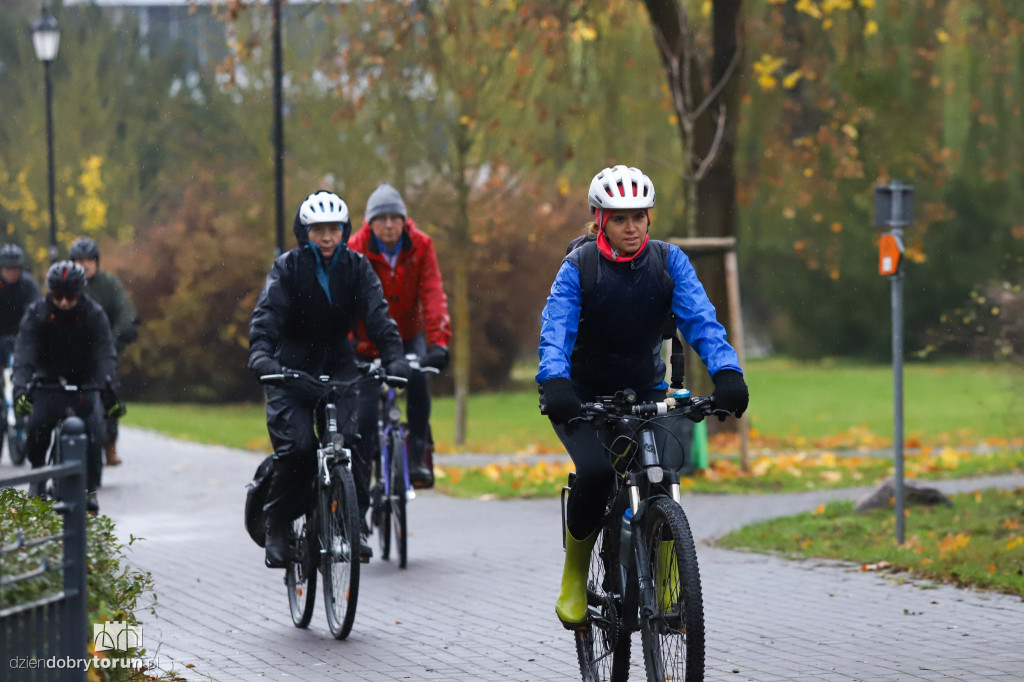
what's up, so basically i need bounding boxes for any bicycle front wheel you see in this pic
[8,425,27,465]
[320,464,361,640]
[640,497,704,682]
[286,511,317,628]
[574,523,631,682]
[389,428,408,569]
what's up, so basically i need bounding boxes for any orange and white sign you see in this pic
[879,233,904,276]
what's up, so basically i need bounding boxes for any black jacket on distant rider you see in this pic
[12,294,118,494]
[0,273,42,343]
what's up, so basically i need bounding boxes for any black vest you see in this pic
[567,240,673,396]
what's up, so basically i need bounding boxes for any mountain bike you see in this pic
[368,355,439,569]
[259,370,363,640]
[561,389,722,682]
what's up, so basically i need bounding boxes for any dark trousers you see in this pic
[27,391,104,493]
[263,383,360,525]
[355,334,431,478]
[552,386,666,539]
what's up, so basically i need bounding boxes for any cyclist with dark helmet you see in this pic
[68,237,137,467]
[536,165,749,629]
[12,261,121,513]
[0,244,42,418]
[249,190,409,569]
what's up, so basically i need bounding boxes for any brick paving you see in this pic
[5,429,1023,681]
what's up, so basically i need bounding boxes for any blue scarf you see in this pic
[305,242,341,303]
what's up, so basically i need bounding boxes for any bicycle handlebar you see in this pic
[579,393,723,423]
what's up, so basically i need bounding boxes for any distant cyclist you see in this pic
[536,165,748,628]
[249,190,409,569]
[69,237,137,467]
[13,261,122,514]
[349,184,451,489]
[0,244,42,447]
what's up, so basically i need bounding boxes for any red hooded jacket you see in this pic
[349,218,451,357]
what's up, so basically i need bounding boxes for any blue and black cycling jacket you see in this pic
[536,240,741,396]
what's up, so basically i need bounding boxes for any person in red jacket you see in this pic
[349,184,451,487]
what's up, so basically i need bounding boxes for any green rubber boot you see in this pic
[555,527,598,629]
[656,540,679,613]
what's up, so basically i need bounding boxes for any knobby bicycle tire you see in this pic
[640,497,704,682]
[286,511,318,628]
[9,427,28,465]
[320,464,361,640]
[390,427,408,569]
[574,523,631,682]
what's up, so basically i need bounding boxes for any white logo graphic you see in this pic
[93,621,143,652]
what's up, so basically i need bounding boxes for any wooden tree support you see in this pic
[667,236,750,471]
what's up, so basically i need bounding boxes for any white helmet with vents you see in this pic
[587,165,656,213]
[298,190,350,227]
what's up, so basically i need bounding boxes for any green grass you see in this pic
[717,488,1024,598]
[122,358,1024,454]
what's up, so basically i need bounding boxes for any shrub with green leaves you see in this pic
[1,488,155,676]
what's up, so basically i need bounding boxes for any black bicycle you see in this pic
[368,355,439,568]
[259,370,363,639]
[27,378,109,504]
[562,389,721,682]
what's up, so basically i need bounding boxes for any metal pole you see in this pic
[272,0,285,256]
[890,183,905,545]
[44,59,58,263]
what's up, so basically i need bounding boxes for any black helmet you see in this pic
[46,261,87,296]
[0,244,24,268]
[68,237,101,262]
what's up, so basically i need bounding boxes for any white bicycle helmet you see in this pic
[587,165,656,213]
[298,190,350,227]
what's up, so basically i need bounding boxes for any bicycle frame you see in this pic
[377,384,413,503]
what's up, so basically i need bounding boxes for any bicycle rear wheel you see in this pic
[574,523,631,682]
[320,464,361,640]
[639,497,704,682]
[389,428,408,569]
[286,511,317,628]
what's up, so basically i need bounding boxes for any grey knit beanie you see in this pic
[365,184,407,222]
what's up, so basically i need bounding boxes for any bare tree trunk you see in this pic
[451,128,472,446]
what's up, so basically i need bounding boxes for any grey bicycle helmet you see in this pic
[0,244,25,268]
[69,237,101,261]
[46,261,87,295]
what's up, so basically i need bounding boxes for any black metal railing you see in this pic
[1,417,88,682]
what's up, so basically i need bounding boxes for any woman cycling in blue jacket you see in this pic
[536,165,749,628]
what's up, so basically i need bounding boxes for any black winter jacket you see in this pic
[0,273,42,339]
[248,214,403,378]
[12,294,119,395]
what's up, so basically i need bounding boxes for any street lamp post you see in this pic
[32,6,61,263]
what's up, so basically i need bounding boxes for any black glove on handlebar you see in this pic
[539,377,582,424]
[712,369,749,419]
[421,345,450,371]
[249,353,282,378]
[385,357,411,380]
[101,388,127,419]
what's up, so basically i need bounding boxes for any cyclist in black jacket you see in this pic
[249,190,409,569]
[0,244,42,446]
[12,262,120,513]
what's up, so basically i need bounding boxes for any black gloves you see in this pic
[102,388,127,419]
[421,345,450,371]
[385,357,412,380]
[249,353,282,378]
[116,327,139,347]
[712,369,749,418]
[539,377,582,424]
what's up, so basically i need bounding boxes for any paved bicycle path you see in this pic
[5,428,1023,681]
